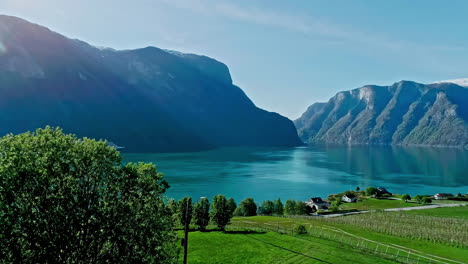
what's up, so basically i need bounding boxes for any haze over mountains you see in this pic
[295,80,468,148]
[0,15,301,152]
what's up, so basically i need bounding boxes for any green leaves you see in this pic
[210,195,232,230]
[0,127,178,263]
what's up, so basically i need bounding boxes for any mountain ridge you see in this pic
[295,80,468,148]
[0,15,302,152]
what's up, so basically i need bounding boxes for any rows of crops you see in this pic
[323,211,468,248]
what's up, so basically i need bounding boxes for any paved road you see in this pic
[321,203,467,218]
[384,203,467,211]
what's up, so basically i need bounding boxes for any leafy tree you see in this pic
[193,198,210,231]
[414,195,423,204]
[295,200,307,215]
[258,200,275,215]
[356,187,360,192]
[365,187,379,196]
[401,194,411,202]
[167,199,178,214]
[421,197,432,204]
[226,198,237,215]
[238,198,257,216]
[456,193,462,198]
[233,207,245,216]
[284,200,297,215]
[210,195,233,230]
[178,197,193,227]
[0,127,178,263]
[273,198,284,216]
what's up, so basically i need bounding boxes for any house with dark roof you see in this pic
[377,187,392,196]
[433,193,454,200]
[342,193,357,203]
[305,197,330,212]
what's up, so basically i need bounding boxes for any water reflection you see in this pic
[123,145,468,201]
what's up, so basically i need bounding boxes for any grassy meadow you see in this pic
[180,205,468,264]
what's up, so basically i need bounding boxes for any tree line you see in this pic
[169,196,314,231]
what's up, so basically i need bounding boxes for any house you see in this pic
[342,193,357,203]
[305,197,330,212]
[376,187,392,196]
[433,193,454,200]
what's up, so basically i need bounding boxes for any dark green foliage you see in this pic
[284,200,297,215]
[273,198,284,216]
[421,197,432,204]
[233,207,244,216]
[356,187,360,192]
[0,127,178,263]
[402,194,411,202]
[295,201,307,215]
[237,198,257,216]
[258,200,275,215]
[193,198,210,231]
[329,205,339,213]
[210,195,233,230]
[294,224,308,235]
[414,195,423,204]
[365,187,379,196]
[226,198,237,215]
[178,197,193,226]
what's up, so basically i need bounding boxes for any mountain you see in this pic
[295,80,468,148]
[0,15,301,152]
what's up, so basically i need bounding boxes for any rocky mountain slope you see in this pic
[295,80,468,148]
[0,15,301,152]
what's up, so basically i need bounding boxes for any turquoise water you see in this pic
[123,145,468,202]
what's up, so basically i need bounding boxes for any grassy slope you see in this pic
[180,230,396,264]
[179,203,468,263]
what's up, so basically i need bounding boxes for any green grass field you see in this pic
[337,198,421,211]
[180,204,468,264]
[402,205,468,219]
[180,230,397,264]
[178,202,468,264]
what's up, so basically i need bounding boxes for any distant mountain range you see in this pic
[0,15,301,152]
[295,80,468,148]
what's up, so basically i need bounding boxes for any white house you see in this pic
[305,197,330,212]
[341,194,357,203]
[433,193,454,200]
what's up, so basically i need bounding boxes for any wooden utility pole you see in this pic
[183,199,189,264]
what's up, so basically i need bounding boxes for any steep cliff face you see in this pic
[295,81,468,148]
[0,15,301,152]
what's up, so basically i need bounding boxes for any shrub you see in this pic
[365,187,378,196]
[401,194,411,202]
[421,197,432,204]
[294,224,308,234]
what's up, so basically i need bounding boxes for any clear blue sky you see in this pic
[2,0,468,119]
